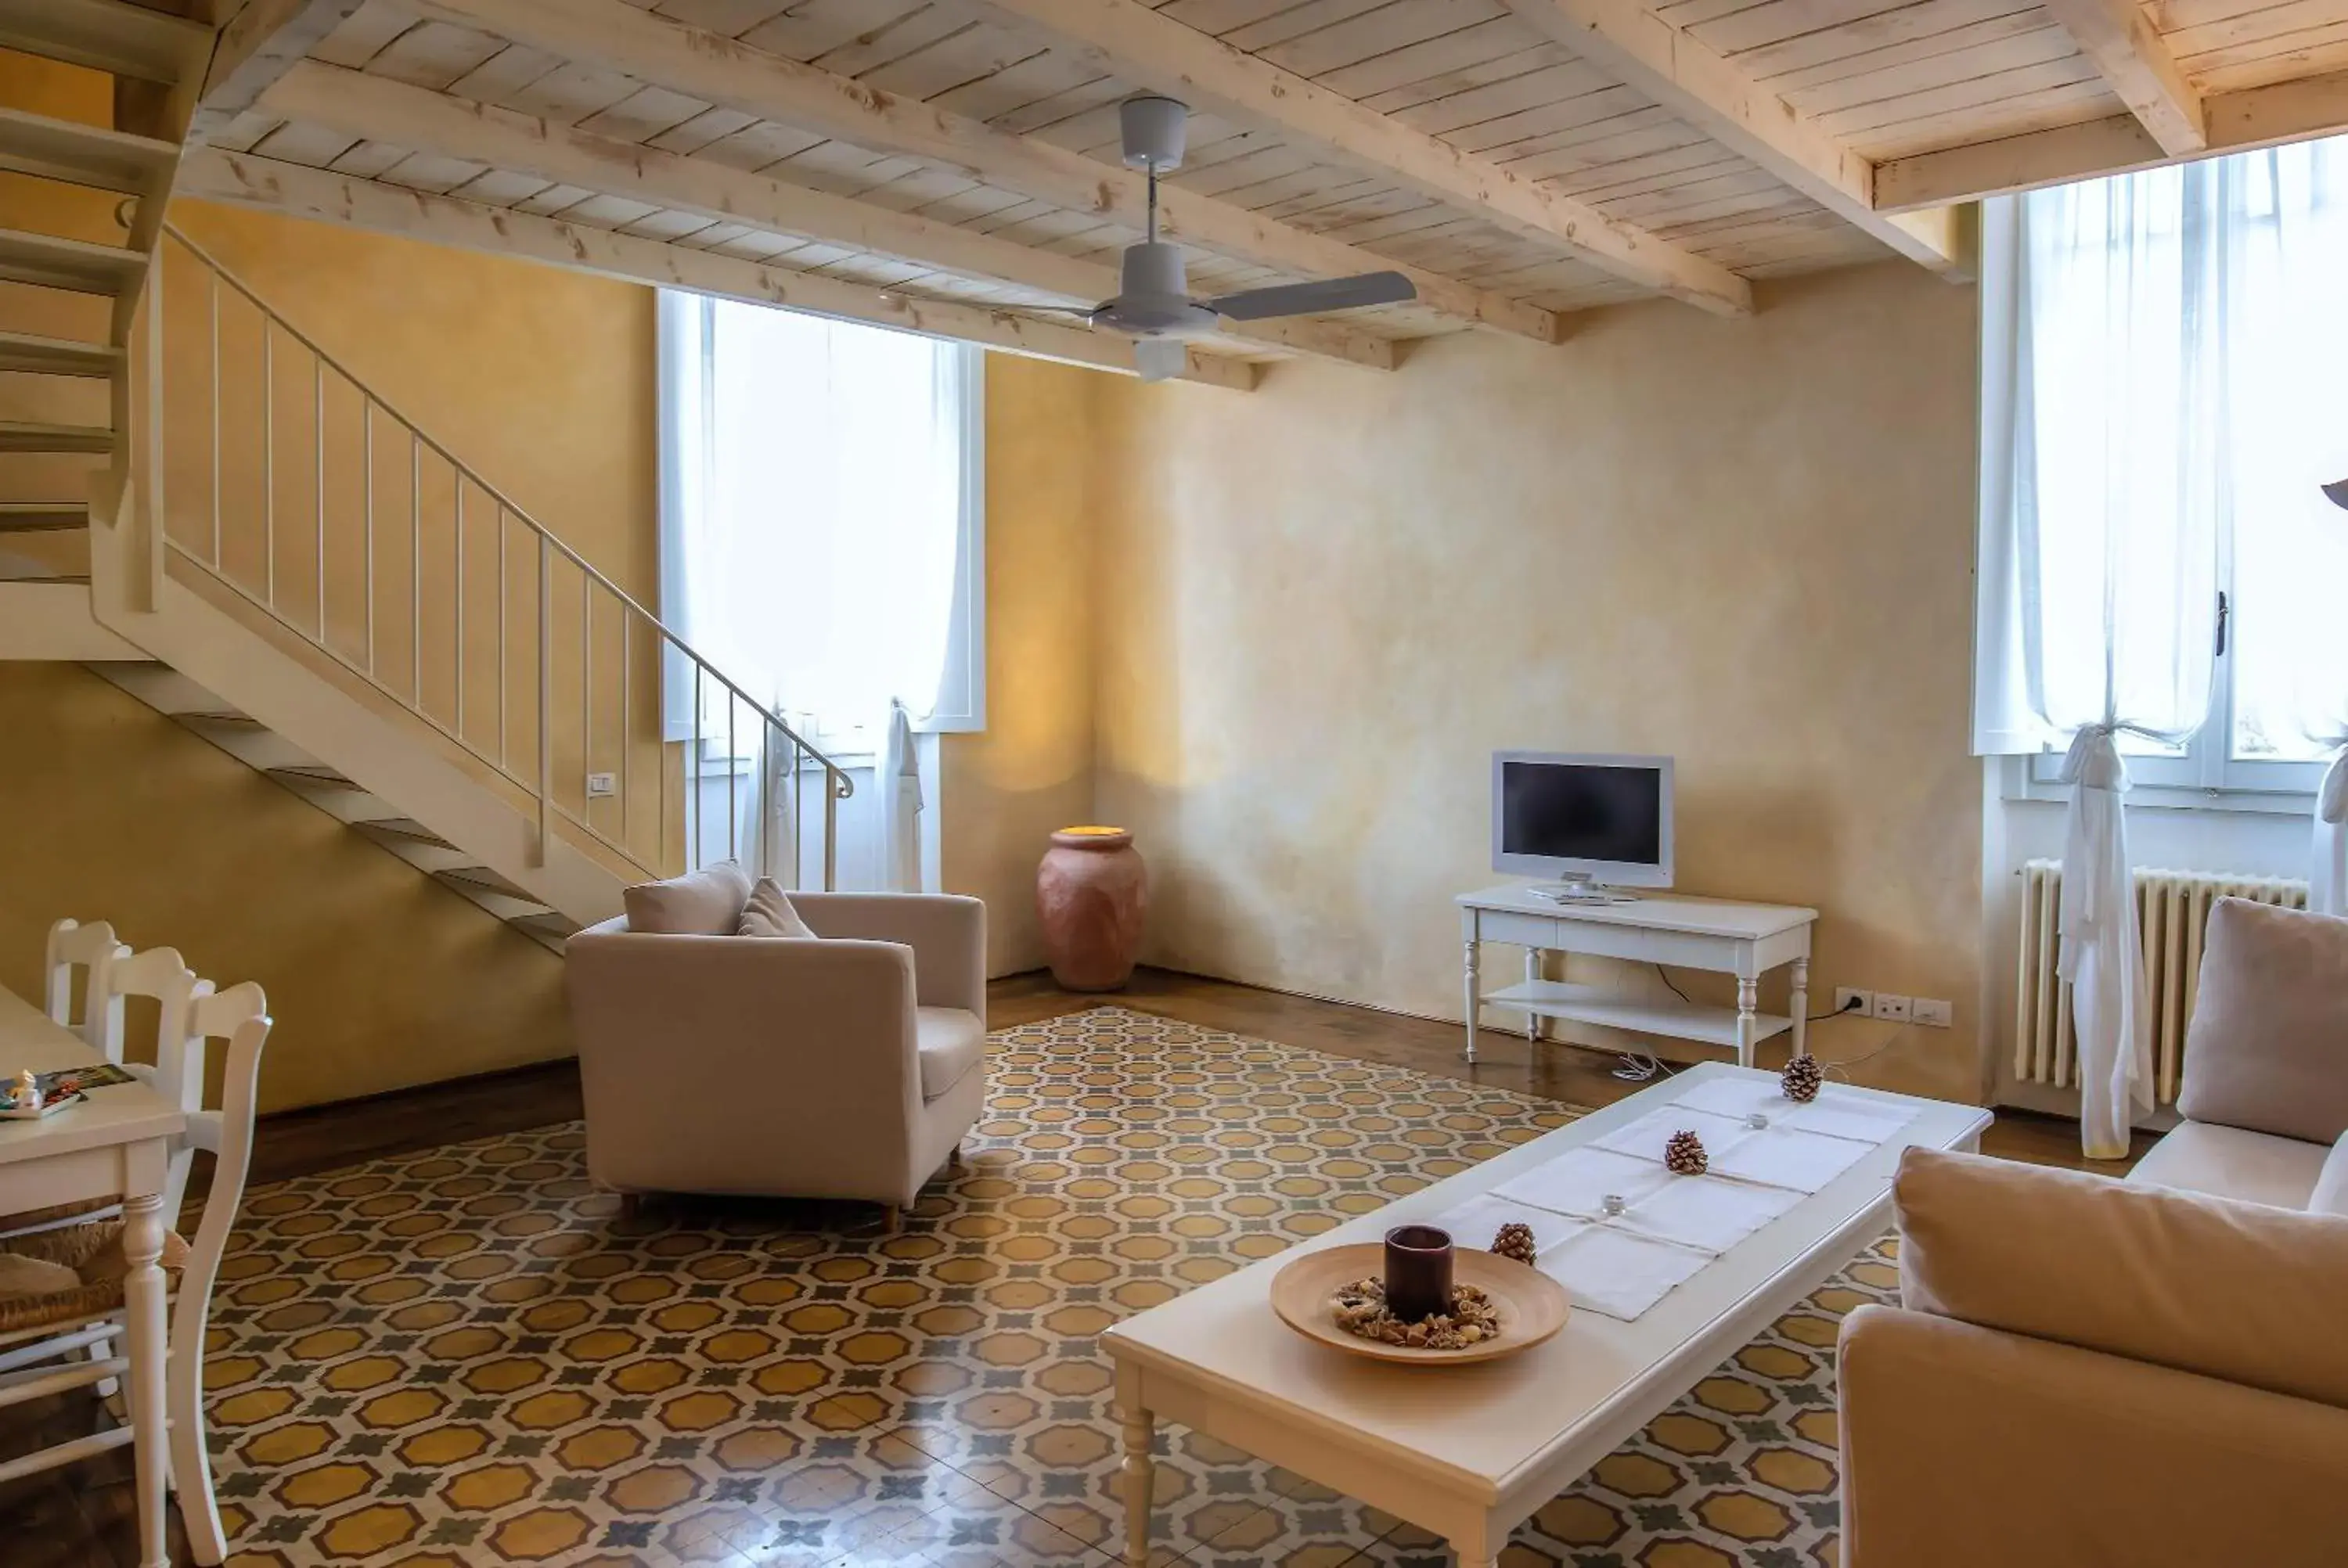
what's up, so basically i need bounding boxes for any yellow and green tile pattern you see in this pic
[205,1007,1896,1567]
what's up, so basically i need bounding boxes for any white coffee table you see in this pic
[1101,1061,1990,1567]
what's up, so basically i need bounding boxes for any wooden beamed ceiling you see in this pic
[189,0,2348,386]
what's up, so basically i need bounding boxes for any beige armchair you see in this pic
[565,892,987,1226]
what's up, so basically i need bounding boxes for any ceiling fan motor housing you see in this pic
[1120,95,1188,171]
[1110,242,1216,335]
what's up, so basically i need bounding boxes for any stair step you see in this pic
[0,228,144,297]
[0,107,178,195]
[351,818,457,852]
[510,911,582,940]
[265,764,361,790]
[0,331,117,378]
[437,866,538,902]
[0,572,92,584]
[0,420,112,454]
[0,0,208,84]
[175,710,266,732]
[0,502,90,532]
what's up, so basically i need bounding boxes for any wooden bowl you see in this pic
[1269,1243,1569,1366]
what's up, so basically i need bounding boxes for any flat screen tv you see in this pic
[1491,752,1673,894]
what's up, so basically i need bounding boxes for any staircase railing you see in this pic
[141,223,851,889]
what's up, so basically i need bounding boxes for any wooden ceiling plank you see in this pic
[193,0,373,146]
[178,146,1260,388]
[257,59,1395,369]
[2034,0,2206,151]
[1502,0,1967,268]
[966,0,1754,311]
[1874,66,2348,207]
[401,0,1562,339]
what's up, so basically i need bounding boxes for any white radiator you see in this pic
[2014,861,2308,1104]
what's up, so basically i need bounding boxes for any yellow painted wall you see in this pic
[942,356,1100,973]
[1089,263,1985,1100]
[0,664,571,1113]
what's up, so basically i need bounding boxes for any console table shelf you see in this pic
[1477,980,1795,1050]
[1457,885,1818,1068]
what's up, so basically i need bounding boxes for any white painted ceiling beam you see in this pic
[1873,70,2348,210]
[972,0,1754,315]
[190,0,371,145]
[254,61,1394,372]
[403,0,1561,344]
[1500,0,1965,274]
[175,149,1259,390]
[2034,0,2206,155]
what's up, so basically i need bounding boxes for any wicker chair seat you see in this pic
[0,1218,189,1338]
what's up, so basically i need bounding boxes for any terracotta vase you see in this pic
[1037,827,1147,991]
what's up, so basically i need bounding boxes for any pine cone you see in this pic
[1664,1129,1708,1175]
[1781,1053,1824,1104]
[1490,1221,1537,1266]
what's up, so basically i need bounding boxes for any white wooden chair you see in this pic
[43,917,128,1052]
[0,965,270,1568]
[101,946,215,1220]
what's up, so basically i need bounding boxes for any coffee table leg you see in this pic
[1120,1405,1154,1568]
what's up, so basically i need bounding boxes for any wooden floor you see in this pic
[1,965,2136,1566]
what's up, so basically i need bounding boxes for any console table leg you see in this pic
[1463,940,1481,1064]
[1119,1405,1154,1568]
[1524,949,1543,1042]
[1790,958,1810,1060]
[1735,976,1759,1070]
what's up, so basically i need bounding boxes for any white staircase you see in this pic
[0,2,848,951]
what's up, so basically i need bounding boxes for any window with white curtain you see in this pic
[1978,134,2348,803]
[657,292,985,753]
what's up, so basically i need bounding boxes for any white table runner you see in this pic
[1439,1074,1924,1322]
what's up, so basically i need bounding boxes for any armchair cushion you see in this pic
[2126,1118,2329,1209]
[2311,1133,2348,1217]
[916,1007,985,1100]
[1894,1146,2348,1409]
[738,878,816,939]
[2176,897,2348,1145]
[622,859,752,936]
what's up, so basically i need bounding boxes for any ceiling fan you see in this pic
[1045,95,1417,381]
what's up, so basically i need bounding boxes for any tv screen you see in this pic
[1500,760,1664,868]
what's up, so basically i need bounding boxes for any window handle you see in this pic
[2215,590,2230,657]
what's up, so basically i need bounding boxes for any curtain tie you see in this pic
[2057,724,2128,792]
[2321,747,2348,826]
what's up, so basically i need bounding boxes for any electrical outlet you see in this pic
[1911,998,1954,1028]
[1874,994,1913,1023]
[585,771,617,799]
[1832,987,1873,1018]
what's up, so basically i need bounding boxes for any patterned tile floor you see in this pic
[205,1006,1896,1568]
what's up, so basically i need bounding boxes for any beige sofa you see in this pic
[1838,897,2348,1566]
[566,890,988,1225]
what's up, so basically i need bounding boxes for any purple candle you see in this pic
[1383,1224,1455,1322]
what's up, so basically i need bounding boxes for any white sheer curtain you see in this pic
[659,293,978,741]
[1976,173,2230,1157]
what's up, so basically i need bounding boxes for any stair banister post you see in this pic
[132,259,165,613]
[535,533,552,868]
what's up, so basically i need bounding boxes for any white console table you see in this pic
[1457,885,1817,1068]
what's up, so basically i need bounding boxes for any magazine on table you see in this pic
[0,1063,138,1120]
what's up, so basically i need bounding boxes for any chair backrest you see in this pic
[168,981,271,1383]
[104,946,216,1217]
[45,918,128,1053]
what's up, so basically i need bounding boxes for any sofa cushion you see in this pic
[1895,1145,2348,1411]
[737,878,816,940]
[2311,1134,2348,1217]
[2176,897,2348,1145]
[915,1007,984,1100]
[622,860,752,936]
[2127,1119,2332,1210]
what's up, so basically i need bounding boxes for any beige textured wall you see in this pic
[1091,263,1985,1099]
[942,355,1100,975]
[0,664,571,1113]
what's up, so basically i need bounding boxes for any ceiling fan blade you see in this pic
[1205,271,1416,321]
[1133,336,1189,383]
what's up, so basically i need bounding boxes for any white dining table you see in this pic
[0,984,185,1568]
